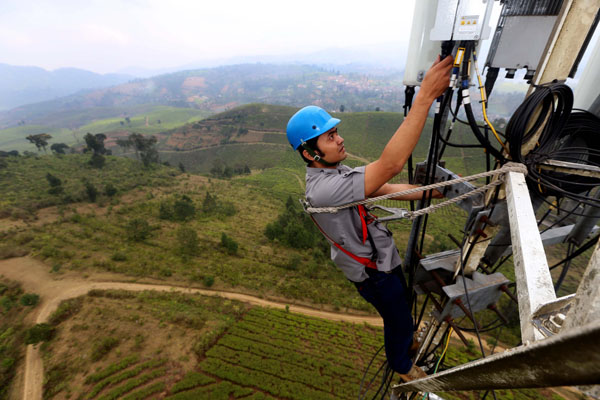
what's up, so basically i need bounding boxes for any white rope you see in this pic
[304,163,527,220]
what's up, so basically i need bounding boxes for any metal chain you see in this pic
[304,162,527,217]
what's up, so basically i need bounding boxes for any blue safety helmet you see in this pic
[286,106,341,150]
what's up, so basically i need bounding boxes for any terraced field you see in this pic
[198,308,383,400]
[42,289,384,400]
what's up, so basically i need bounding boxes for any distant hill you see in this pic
[0,63,133,111]
[153,103,486,177]
[0,64,405,130]
[0,62,525,138]
[114,42,409,78]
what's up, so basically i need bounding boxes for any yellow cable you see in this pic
[473,51,510,155]
[438,327,453,369]
[537,166,544,194]
[422,327,454,400]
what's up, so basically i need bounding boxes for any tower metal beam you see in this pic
[563,241,600,329]
[530,0,600,90]
[392,320,600,393]
[505,171,556,342]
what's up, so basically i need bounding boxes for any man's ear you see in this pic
[302,149,315,161]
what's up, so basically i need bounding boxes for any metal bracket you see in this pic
[538,159,600,179]
[415,249,460,296]
[531,294,575,338]
[414,162,484,214]
[368,205,410,222]
[437,271,511,321]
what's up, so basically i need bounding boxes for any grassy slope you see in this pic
[77,106,210,136]
[158,103,487,178]
[0,125,73,152]
[0,105,211,152]
[0,154,178,217]
[4,170,368,313]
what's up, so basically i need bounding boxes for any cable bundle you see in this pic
[505,83,600,205]
[534,110,600,195]
[506,82,573,163]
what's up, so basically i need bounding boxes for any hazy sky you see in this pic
[0,0,421,74]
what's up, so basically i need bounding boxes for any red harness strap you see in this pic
[357,205,368,244]
[309,206,377,270]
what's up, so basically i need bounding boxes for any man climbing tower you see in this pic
[286,55,453,382]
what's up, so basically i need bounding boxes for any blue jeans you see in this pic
[354,268,414,374]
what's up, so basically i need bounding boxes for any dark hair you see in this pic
[297,136,320,164]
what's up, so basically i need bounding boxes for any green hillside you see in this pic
[0,153,371,311]
[78,106,210,135]
[0,125,73,152]
[0,105,210,152]
[0,154,178,218]
[157,103,489,180]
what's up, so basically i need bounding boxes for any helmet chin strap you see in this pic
[300,141,338,167]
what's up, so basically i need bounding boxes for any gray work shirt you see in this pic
[305,164,402,282]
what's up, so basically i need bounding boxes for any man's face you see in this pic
[315,127,346,163]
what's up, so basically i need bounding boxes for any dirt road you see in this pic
[0,257,384,400]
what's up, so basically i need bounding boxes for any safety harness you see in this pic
[309,204,379,270]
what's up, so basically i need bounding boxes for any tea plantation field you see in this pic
[40,289,385,400]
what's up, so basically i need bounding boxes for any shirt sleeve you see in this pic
[307,166,366,207]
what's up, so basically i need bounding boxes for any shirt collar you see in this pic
[306,164,346,175]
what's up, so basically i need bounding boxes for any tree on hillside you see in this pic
[45,173,63,195]
[26,133,52,153]
[210,159,224,177]
[222,165,233,178]
[0,150,19,157]
[83,133,108,168]
[220,232,238,255]
[340,105,345,112]
[84,133,107,155]
[84,180,98,202]
[127,133,159,167]
[264,195,326,250]
[116,138,131,153]
[176,226,199,257]
[50,143,69,154]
